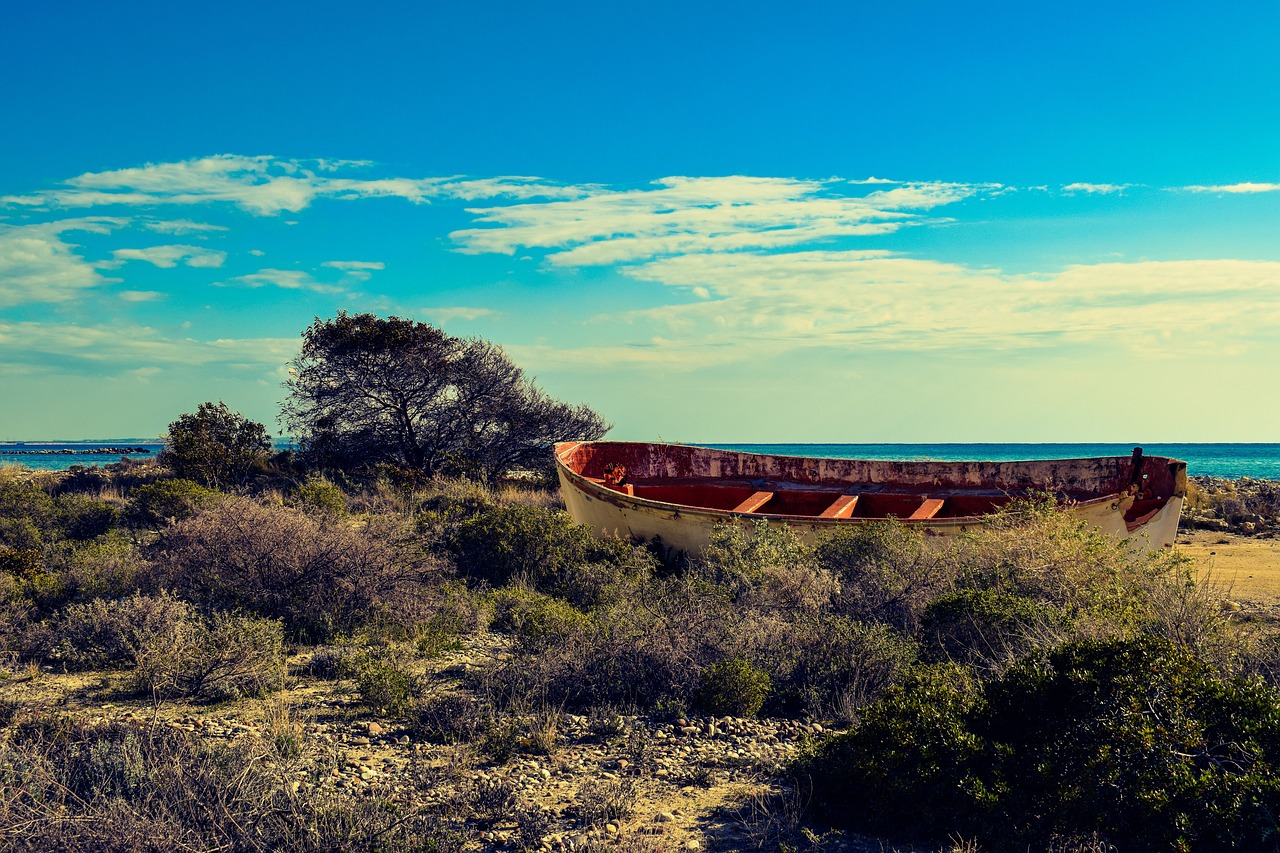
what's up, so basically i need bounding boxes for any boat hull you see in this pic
[554,442,1187,556]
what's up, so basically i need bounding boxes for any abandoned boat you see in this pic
[554,441,1186,555]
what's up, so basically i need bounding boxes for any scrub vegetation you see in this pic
[2,317,1279,850]
[3,449,1277,852]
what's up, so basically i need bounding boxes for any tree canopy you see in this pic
[280,313,609,481]
[158,402,272,489]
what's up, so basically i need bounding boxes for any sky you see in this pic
[2,1,1278,442]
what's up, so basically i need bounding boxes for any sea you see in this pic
[2,440,1279,481]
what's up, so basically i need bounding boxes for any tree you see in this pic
[158,402,272,489]
[280,313,609,481]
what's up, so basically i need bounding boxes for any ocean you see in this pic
[3,440,1279,480]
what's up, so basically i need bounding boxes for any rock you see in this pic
[655,811,676,823]
[686,842,702,851]
[367,722,384,736]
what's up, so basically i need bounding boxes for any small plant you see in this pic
[292,478,347,516]
[696,657,771,717]
[479,715,522,763]
[354,653,419,717]
[572,777,637,827]
[514,802,553,851]
[415,693,490,744]
[126,478,220,527]
[587,704,628,741]
[467,775,518,825]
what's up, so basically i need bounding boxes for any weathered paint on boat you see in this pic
[554,441,1186,556]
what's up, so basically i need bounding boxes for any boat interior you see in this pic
[559,440,1182,527]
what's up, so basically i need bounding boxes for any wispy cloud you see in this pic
[321,260,385,271]
[119,290,164,302]
[1062,182,1134,194]
[220,268,345,294]
[1183,182,1280,194]
[141,219,229,235]
[0,218,125,307]
[452,176,997,266]
[110,244,226,268]
[421,306,498,324]
[0,320,297,371]
[1,155,591,216]
[590,252,1280,362]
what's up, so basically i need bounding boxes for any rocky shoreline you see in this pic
[1182,476,1280,537]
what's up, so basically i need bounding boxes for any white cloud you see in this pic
[421,306,498,323]
[526,252,1280,368]
[1183,182,1280,194]
[0,218,125,307]
[0,320,297,370]
[111,244,226,268]
[141,219,228,235]
[119,290,164,302]
[1061,182,1133,194]
[451,176,994,266]
[322,260,385,271]
[220,268,344,294]
[848,176,899,185]
[1,155,590,216]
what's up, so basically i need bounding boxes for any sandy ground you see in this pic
[1176,530,1280,605]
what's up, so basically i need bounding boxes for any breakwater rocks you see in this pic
[1183,476,1280,537]
[1,447,152,456]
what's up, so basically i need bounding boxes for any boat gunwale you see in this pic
[554,448,1138,528]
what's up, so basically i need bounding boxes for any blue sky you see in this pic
[2,1,1278,441]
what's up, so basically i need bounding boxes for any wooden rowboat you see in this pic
[554,441,1186,556]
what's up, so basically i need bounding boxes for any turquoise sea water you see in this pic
[4,441,1279,480]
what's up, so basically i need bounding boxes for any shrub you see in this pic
[490,586,590,651]
[49,533,147,601]
[449,503,653,607]
[921,588,1061,674]
[158,401,272,488]
[45,593,285,700]
[291,478,347,516]
[816,520,952,632]
[696,657,771,717]
[53,494,120,540]
[784,616,918,721]
[353,652,419,717]
[152,497,427,641]
[415,693,491,744]
[0,481,57,549]
[126,478,221,528]
[45,591,194,671]
[801,638,1280,852]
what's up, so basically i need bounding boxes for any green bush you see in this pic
[816,520,952,632]
[449,504,652,607]
[696,657,771,717]
[921,588,1060,673]
[0,481,57,549]
[53,494,120,540]
[158,401,272,488]
[354,652,419,716]
[291,478,347,516]
[784,616,918,721]
[801,638,1280,852]
[126,478,220,528]
[490,586,589,651]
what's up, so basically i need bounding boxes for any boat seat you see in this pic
[819,494,860,519]
[732,491,774,513]
[909,498,945,520]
